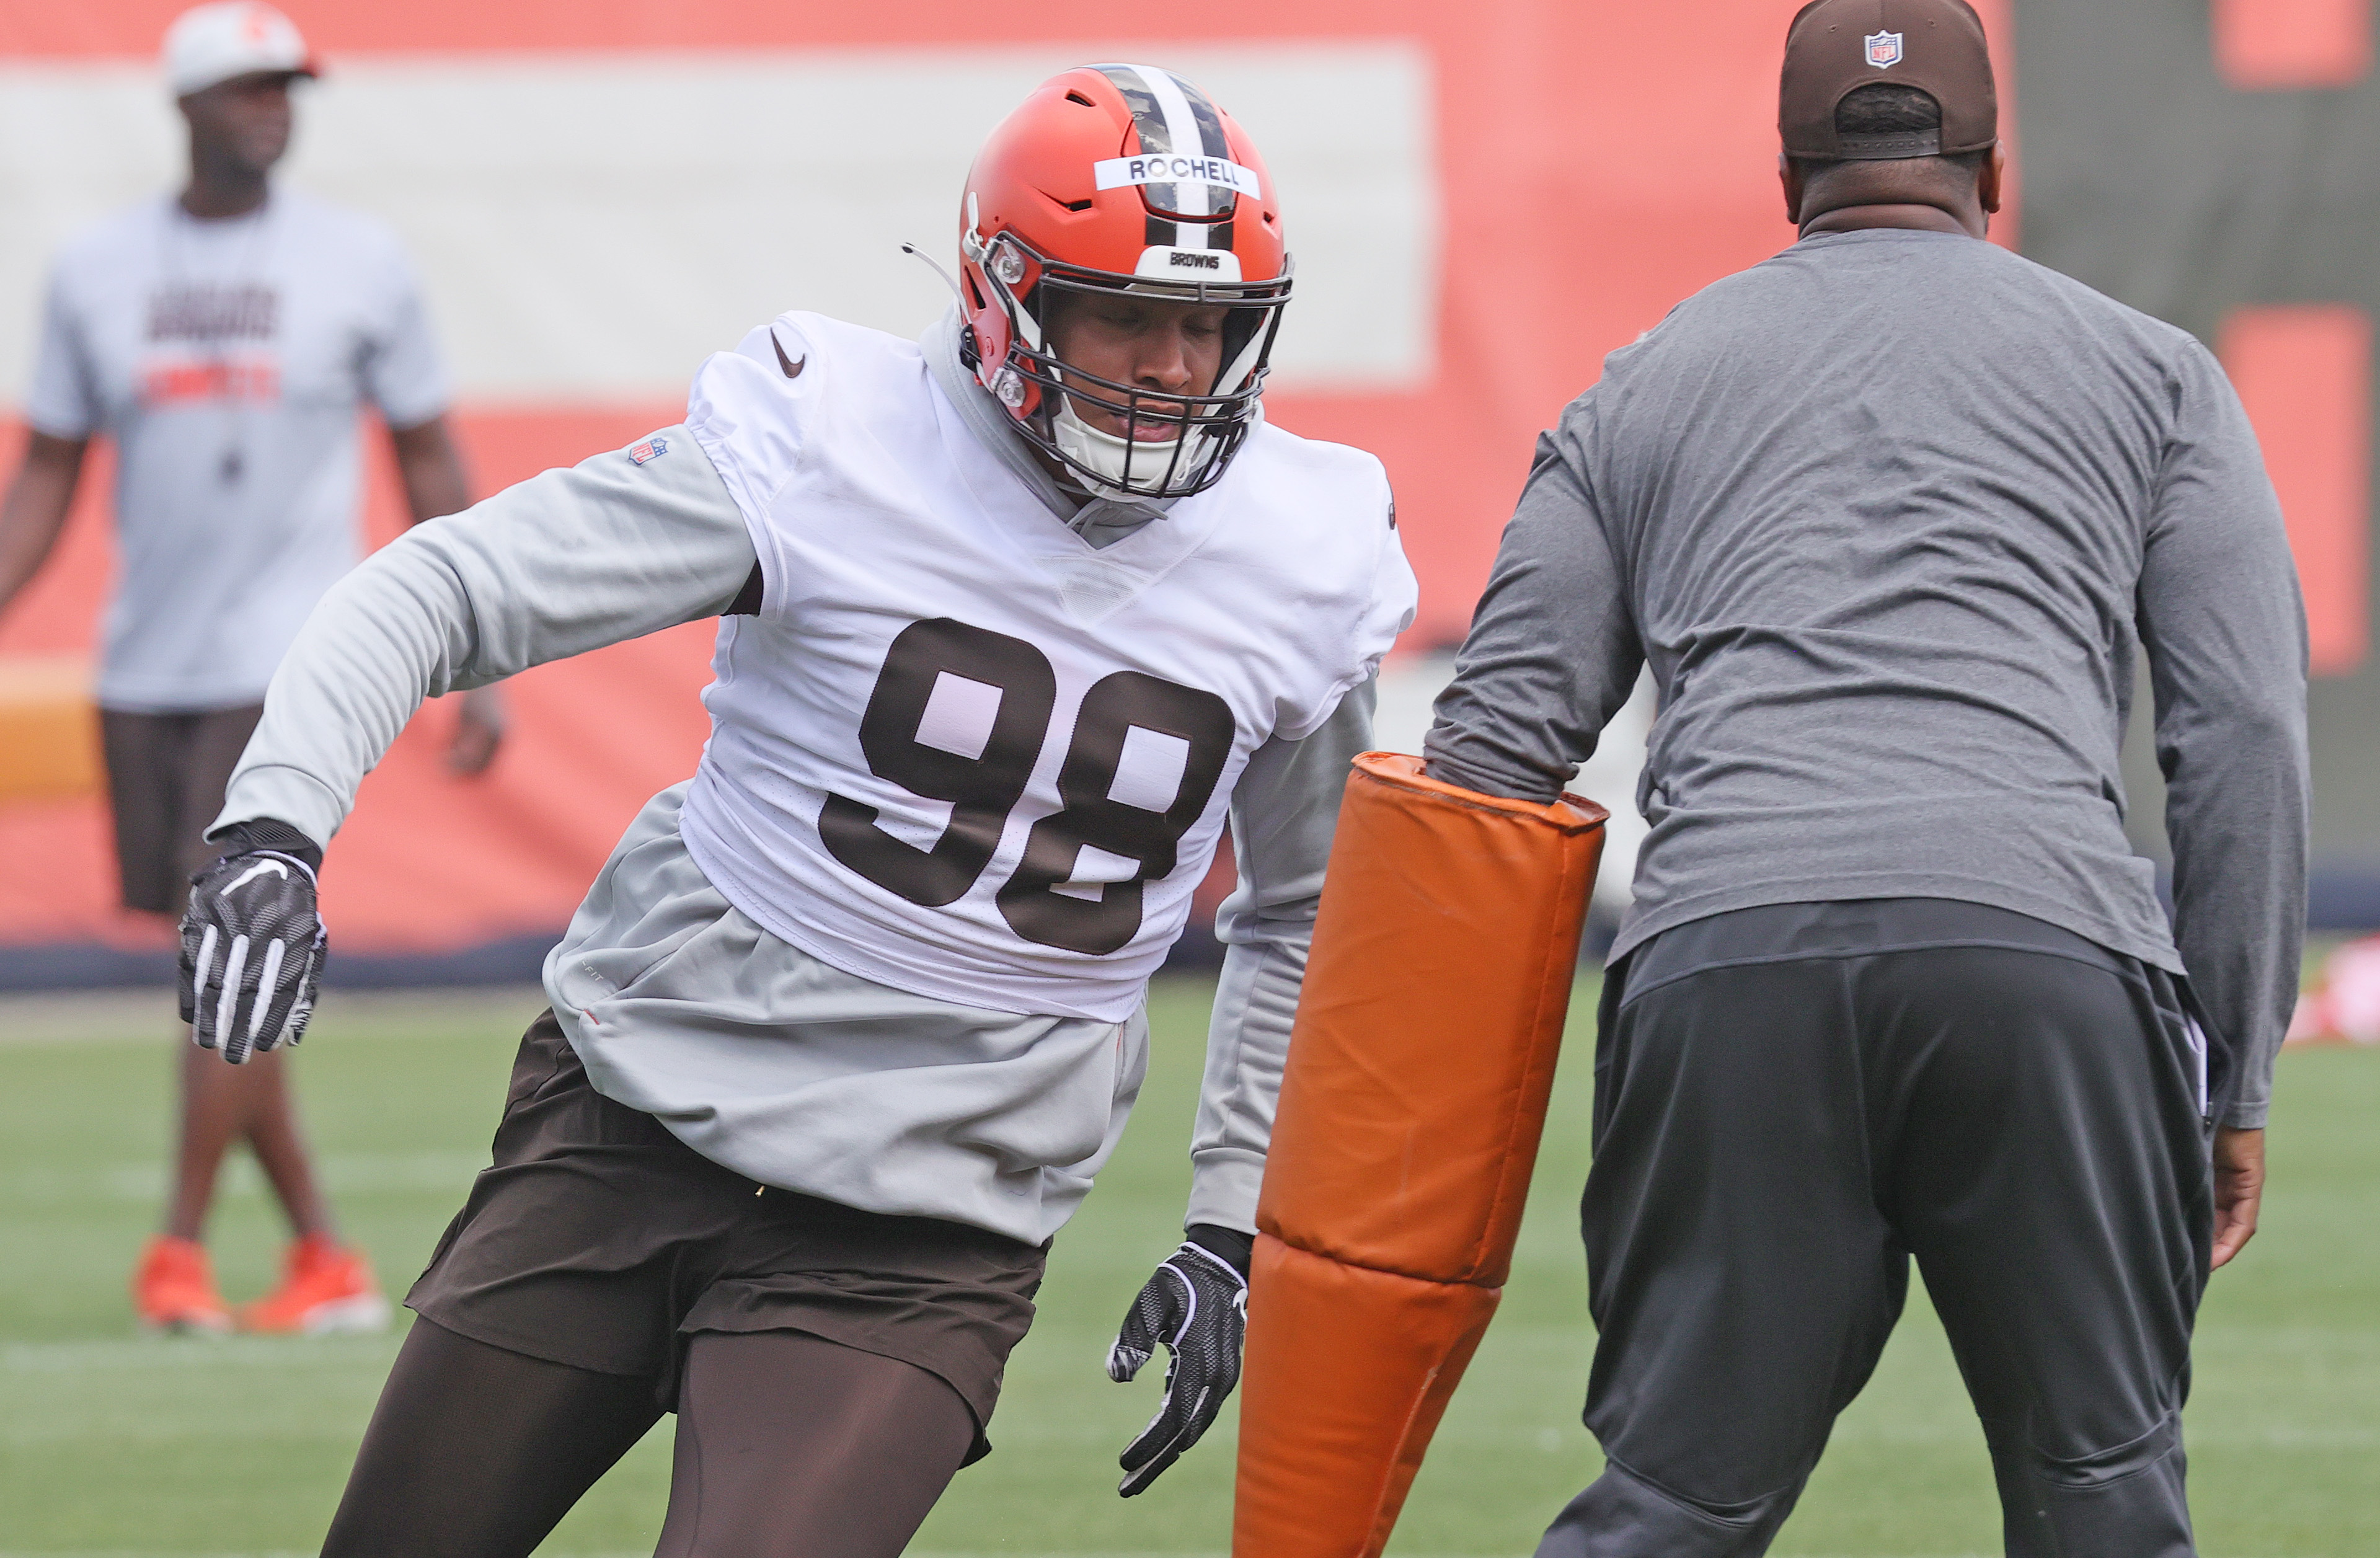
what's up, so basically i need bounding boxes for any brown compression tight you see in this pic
[321,1318,979,1558]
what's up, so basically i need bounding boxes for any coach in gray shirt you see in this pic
[1424,3,2306,1554]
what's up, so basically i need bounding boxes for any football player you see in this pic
[178,64,1415,1556]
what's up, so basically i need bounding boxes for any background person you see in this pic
[0,1,500,1335]
[1422,2,2305,1552]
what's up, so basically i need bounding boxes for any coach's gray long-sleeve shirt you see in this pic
[1426,228,2307,1127]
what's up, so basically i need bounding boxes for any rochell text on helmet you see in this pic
[955,64,1293,502]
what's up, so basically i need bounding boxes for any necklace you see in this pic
[156,194,279,487]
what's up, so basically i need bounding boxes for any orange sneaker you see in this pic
[132,1235,233,1335]
[237,1235,391,1335]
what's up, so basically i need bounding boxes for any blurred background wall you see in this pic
[6,0,2371,985]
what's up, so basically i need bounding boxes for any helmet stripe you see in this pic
[1094,64,1170,150]
[1180,84,1232,163]
[1138,68,1218,221]
[1095,64,1232,226]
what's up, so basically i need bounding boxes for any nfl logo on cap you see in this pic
[1864,30,1904,67]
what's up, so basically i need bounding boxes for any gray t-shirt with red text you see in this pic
[26,187,446,711]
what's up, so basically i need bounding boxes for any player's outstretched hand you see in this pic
[179,819,327,1065]
[1107,1224,1252,1497]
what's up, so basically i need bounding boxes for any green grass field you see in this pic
[1,976,2373,1557]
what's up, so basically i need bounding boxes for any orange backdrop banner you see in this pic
[0,2,2015,963]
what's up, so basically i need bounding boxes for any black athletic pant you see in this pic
[1538,901,2215,1558]
[321,1317,977,1557]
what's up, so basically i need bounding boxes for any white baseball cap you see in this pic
[163,2,320,98]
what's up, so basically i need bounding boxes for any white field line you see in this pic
[4,1335,397,1372]
[1,1149,492,1204]
[1823,1420,2380,1449]
[0,1551,2340,1558]
[11,1333,2374,1458]
[0,986,547,1046]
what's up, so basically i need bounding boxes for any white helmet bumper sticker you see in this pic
[1134,247,1244,281]
[1094,153,1261,197]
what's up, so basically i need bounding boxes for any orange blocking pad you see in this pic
[1235,1237,1502,1558]
[1239,753,1604,1558]
[1257,754,1607,1284]
[0,655,102,806]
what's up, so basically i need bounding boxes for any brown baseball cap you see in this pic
[1781,0,1997,161]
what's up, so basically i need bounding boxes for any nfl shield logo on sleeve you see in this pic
[630,436,669,465]
[1864,30,1904,67]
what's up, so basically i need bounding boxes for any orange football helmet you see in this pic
[957,64,1292,499]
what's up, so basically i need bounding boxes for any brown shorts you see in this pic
[100,703,266,916]
[408,1012,1046,1459]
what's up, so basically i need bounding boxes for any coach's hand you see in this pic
[1108,1224,1252,1497]
[179,818,327,1066]
[2210,1125,2265,1271]
[446,683,507,776]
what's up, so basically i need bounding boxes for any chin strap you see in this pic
[1051,400,1218,501]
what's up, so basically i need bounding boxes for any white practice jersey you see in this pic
[213,309,1412,1239]
[25,189,447,712]
[681,313,1415,1022]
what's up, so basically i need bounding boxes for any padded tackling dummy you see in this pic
[1236,752,1605,1558]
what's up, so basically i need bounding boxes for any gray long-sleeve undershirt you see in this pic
[1427,229,2307,1128]
[215,316,1360,1234]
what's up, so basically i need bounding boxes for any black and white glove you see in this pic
[1107,1223,1252,1497]
[179,819,327,1065]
